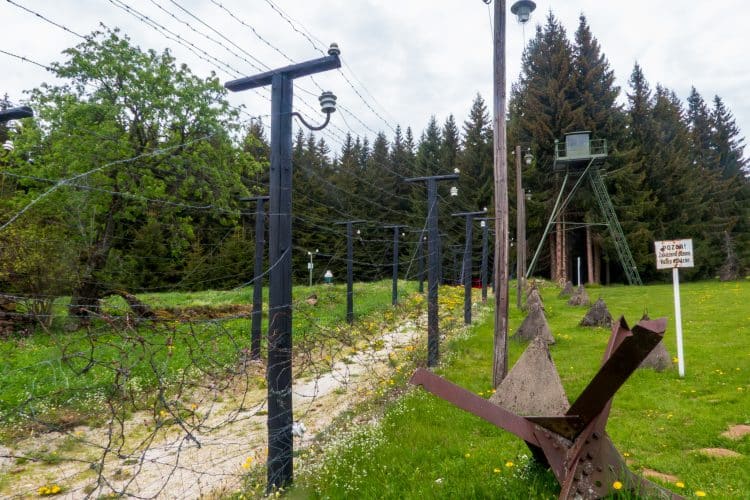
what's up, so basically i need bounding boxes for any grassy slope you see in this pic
[294,280,750,499]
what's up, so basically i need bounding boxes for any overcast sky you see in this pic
[2,0,748,155]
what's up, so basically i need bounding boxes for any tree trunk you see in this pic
[593,240,601,284]
[550,233,557,282]
[605,258,610,285]
[555,220,563,283]
[561,218,567,283]
[69,197,122,318]
[586,225,594,284]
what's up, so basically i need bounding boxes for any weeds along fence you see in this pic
[0,126,487,497]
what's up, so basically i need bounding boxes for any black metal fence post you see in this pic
[335,220,364,323]
[224,47,340,492]
[418,233,426,293]
[452,211,486,325]
[405,174,458,367]
[479,218,491,304]
[239,195,269,360]
[384,225,403,306]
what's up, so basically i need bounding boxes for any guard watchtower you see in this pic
[528,131,642,286]
[554,131,607,169]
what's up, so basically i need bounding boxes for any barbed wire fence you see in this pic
[0,151,482,498]
[0,2,494,497]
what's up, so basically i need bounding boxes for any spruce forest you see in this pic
[1,13,748,320]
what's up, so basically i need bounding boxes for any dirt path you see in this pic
[1,315,431,498]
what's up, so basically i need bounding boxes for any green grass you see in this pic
[292,280,750,499]
[0,279,420,439]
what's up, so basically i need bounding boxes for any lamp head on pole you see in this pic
[524,149,533,165]
[319,91,337,114]
[510,0,536,24]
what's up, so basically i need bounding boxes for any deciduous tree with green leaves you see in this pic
[7,28,259,315]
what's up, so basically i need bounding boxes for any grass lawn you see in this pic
[0,279,419,439]
[293,280,750,499]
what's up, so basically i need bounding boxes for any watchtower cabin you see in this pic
[553,131,608,171]
[527,130,643,286]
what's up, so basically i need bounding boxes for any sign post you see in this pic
[654,238,694,377]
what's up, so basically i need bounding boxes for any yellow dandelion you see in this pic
[493,467,501,473]
[675,482,685,488]
[612,481,623,490]
[623,452,630,457]
[242,456,253,469]
[50,486,61,494]
[695,492,706,497]
[505,461,514,467]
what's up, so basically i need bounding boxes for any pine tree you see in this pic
[711,96,748,179]
[458,95,493,212]
[687,87,718,171]
[509,13,581,280]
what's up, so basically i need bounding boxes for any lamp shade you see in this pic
[510,0,536,24]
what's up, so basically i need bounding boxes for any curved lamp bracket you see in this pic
[292,91,337,131]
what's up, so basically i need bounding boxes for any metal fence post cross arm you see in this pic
[224,45,341,492]
[225,55,341,91]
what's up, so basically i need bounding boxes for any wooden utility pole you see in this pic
[491,0,509,386]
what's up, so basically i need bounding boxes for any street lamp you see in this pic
[0,106,33,123]
[510,0,536,24]
[524,148,533,165]
[307,249,319,287]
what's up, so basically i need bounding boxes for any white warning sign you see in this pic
[654,239,694,270]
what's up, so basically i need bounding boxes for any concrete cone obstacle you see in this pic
[512,302,555,344]
[558,280,574,297]
[567,285,590,306]
[524,288,544,311]
[580,298,613,328]
[490,337,569,415]
[638,313,673,371]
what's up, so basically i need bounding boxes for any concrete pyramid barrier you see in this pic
[512,302,555,344]
[580,298,613,328]
[558,280,574,297]
[490,337,569,415]
[567,285,590,306]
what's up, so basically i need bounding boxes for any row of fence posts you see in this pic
[225,48,500,492]
[238,186,496,491]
